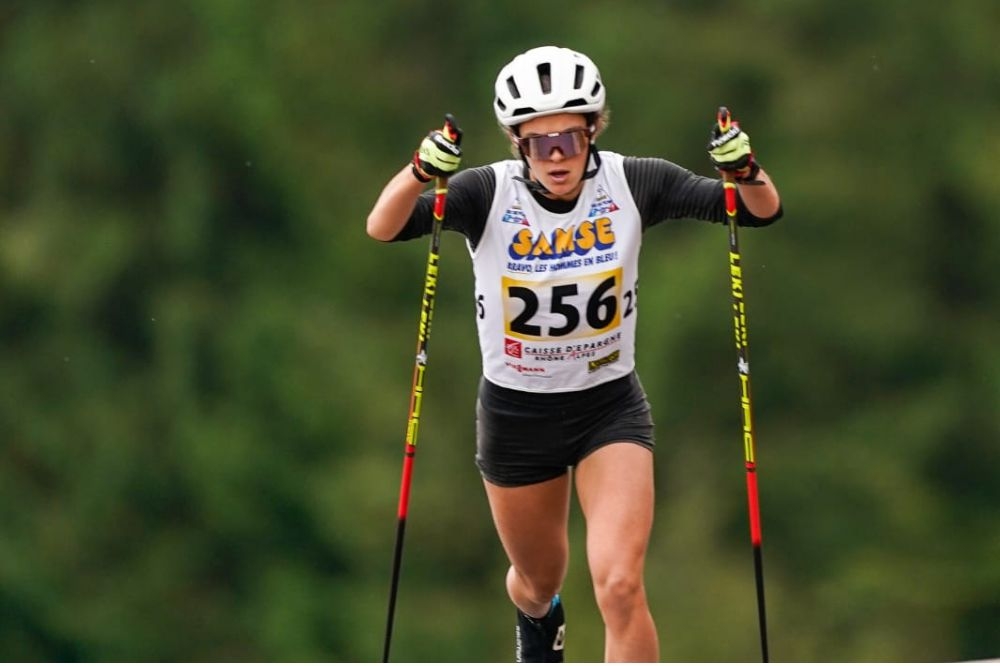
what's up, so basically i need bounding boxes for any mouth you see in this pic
[548,169,571,185]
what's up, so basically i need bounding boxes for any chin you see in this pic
[548,184,582,200]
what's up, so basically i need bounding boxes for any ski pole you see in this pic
[717,106,770,662]
[382,114,461,663]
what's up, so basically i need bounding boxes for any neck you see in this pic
[529,187,577,214]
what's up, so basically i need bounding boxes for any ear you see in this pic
[509,130,523,152]
[506,129,524,159]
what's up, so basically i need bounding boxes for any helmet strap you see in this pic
[581,144,602,181]
[513,144,550,194]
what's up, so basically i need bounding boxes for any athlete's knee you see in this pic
[592,567,646,620]
[508,564,564,606]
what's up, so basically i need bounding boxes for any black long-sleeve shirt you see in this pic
[391,156,782,250]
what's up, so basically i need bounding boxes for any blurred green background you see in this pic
[1,0,998,661]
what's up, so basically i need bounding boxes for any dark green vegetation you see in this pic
[1,1,997,661]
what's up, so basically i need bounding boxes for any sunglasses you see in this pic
[517,128,591,160]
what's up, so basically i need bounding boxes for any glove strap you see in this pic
[411,152,432,183]
[734,160,763,185]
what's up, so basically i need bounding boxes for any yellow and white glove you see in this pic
[412,114,463,183]
[708,118,761,183]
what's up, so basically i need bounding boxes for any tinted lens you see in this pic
[522,129,587,160]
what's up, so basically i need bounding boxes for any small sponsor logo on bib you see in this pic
[504,337,522,358]
[588,185,620,216]
[502,203,530,226]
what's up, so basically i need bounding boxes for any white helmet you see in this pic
[494,46,606,127]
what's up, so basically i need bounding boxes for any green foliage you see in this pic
[1,0,998,661]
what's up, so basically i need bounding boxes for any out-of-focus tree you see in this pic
[0,0,996,661]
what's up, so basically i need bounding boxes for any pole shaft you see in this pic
[382,175,448,662]
[718,105,770,661]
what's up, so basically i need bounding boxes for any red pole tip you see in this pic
[717,106,731,132]
[443,113,461,144]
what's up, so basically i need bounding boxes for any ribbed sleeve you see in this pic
[391,165,497,250]
[623,156,781,229]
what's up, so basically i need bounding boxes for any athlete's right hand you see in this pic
[412,114,463,182]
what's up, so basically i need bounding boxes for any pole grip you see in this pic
[717,105,732,133]
[443,113,462,144]
[716,106,739,192]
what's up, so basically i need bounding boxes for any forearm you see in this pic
[366,165,428,241]
[735,167,781,219]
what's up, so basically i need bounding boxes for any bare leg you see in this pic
[483,473,572,618]
[575,443,659,662]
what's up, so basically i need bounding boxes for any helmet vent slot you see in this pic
[574,65,584,89]
[506,76,521,99]
[537,63,551,93]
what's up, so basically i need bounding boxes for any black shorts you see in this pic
[475,370,655,487]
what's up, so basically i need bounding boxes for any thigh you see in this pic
[575,443,654,573]
[484,474,572,580]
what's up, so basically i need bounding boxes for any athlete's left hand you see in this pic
[707,120,760,182]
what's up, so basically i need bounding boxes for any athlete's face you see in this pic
[516,113,592,201]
